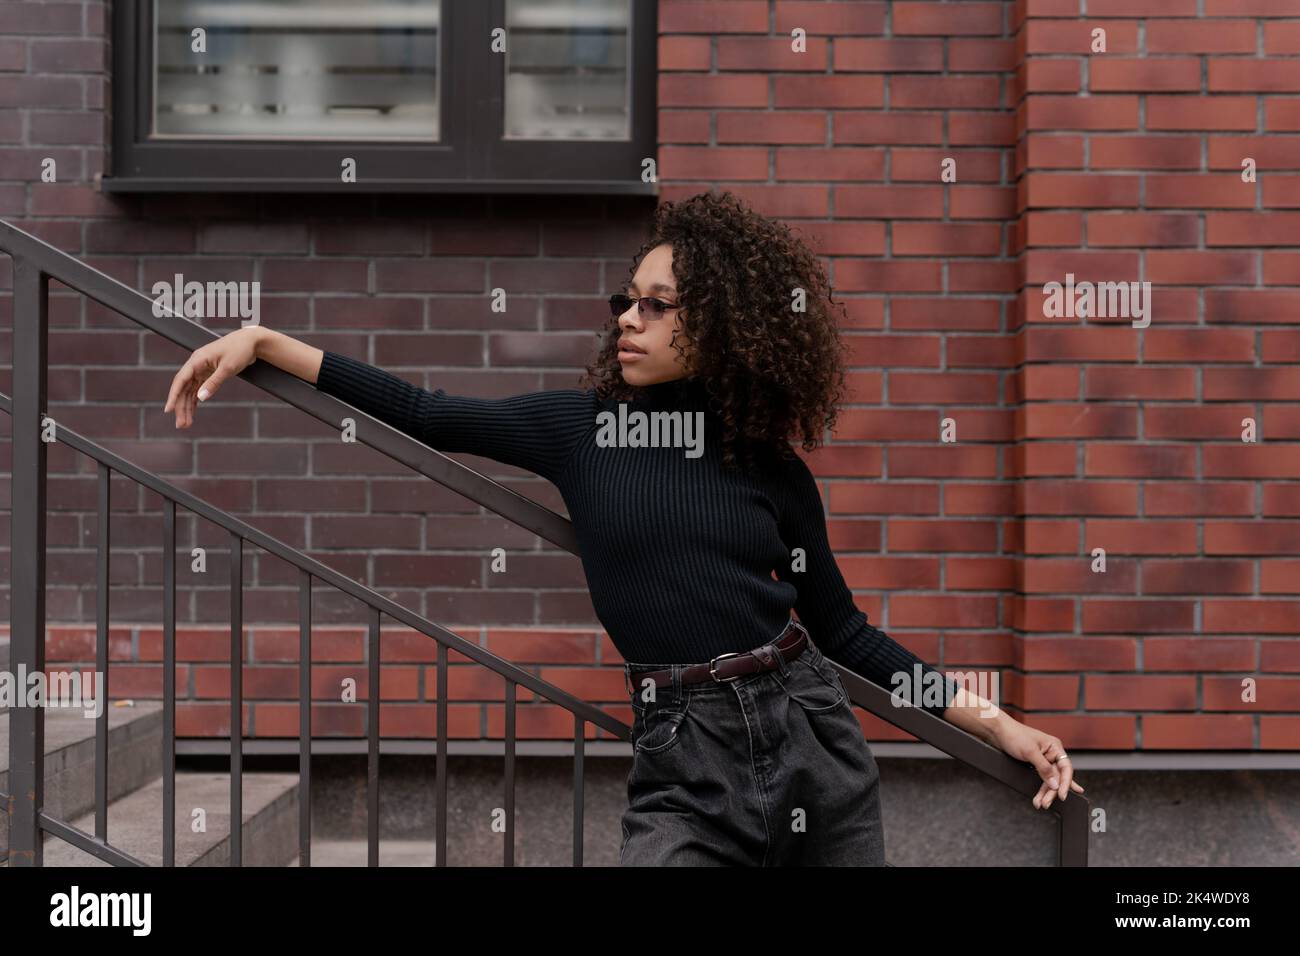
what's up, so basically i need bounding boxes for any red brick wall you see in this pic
[1,1,1297,751]
[1013,0,1300,752]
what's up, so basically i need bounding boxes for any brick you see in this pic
[261,259,369,293]
[1023,0,1082,15]
[1087,213,1199,247]
[0,38,26,71]
[201,223,310,254]
[1025,134,1085,168]
[1146,638,1257,671]
[658,74,767,108]
[660,1,770,33]
[1147,175,1255,209]
[950,185,1015,218]
[84,220,195,254]
[658,36,711,71]
[1023,60,1082,93]
[1209,60,1300,93]
[893,2,1004,36]
[774,74,884,108]
[774,2,887,35]
[659,109,710,142]
[0,75,82,109]
[836,112,944,145]
[29,39,105,72]
[835,185,944,218]
[29,111,104,146]
[1148,19,1258,54]
[1208,212,1300,246]
[1085,676,1198,711]
[1148,96,1258,131]
[950,260,1016,293]
[890,148,1002,182]
[716,37,829,72]
[717,111,827,144]
[1024,211,1083,246]
[948,38,1016,72]
[1201,290,1300,323]
[1024,21,1139,55]
[1023,637,1138,671]
[892,76,1002,109]
[1024,95,1139,130]
[892,223,1001,256]
[1089,135,1201,170]
[687,184,831,219]
[835,259,943,293]
[1148,251,1257,285]
[774,146,885,180]
[1265,100,1300,132]
[1263,176,1300,207]
[0,3,82,33]
[787,220,885,255]
[1090,58,1201,92]
[1144,715,1253,750]
[662,144,772,179]
[1264,22,1300,55]
[1262,718,1300,749]
[1206,0,1300,14]
[836,38,944,72]
[1026,174,1140,207]
[366,257,464,295]
[1086,0,1198,13]
[1210,135,1300,169]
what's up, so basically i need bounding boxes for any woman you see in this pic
[164,190,1083,866]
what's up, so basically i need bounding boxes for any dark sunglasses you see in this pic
[609,293,682,320]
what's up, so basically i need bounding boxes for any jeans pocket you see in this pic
[630,691,690,755]
[777,651,848,716]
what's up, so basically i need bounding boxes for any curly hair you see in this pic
[579,189,852,472]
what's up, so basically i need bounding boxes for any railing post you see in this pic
[8,257,48,866]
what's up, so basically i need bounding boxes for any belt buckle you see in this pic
[708,651,746,682]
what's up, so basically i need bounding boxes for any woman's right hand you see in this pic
[163,326,263,428]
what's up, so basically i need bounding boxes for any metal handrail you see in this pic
[0,389,623,737]
[1,217,1089,865]
[0,219,578,555]
[0,389,615,866]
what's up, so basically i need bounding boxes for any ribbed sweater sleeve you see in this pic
[774,452,959,720]
[314,350,596,485]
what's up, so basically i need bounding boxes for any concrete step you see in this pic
[289,838,438,867]
[42,770,300,867]
[0,701,164,857]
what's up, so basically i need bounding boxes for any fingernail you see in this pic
[198,388,209,401]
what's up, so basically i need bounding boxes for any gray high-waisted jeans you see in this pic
[619,619,886,866]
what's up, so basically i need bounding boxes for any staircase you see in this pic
[0,702,299,866]
[0,218,1090,866]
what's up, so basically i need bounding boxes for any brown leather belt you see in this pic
[626,618,809,695]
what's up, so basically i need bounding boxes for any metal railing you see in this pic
[1,218,1089,865]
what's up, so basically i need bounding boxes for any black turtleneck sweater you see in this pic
[314,350,958,720]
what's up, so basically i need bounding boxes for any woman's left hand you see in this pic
[991,719,1085,810]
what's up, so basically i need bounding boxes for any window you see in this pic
[103,0,658,194]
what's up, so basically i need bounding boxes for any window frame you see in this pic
[101,0,659,195]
